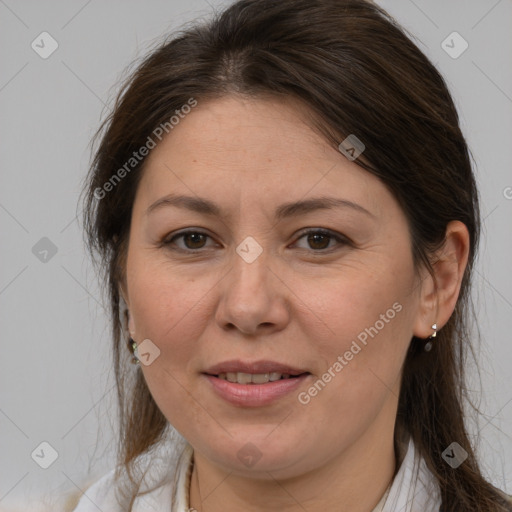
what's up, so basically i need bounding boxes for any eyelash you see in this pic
[163,228,350,254]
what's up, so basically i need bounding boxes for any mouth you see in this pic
[206,371,309,384]
[202,360,311,407]
[203,360,310,384]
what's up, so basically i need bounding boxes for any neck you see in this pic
[189,411,398,512]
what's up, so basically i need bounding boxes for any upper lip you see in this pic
[204,360,309,376]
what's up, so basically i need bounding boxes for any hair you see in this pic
[82,0,511,510]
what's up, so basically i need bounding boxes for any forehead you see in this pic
[148,95,332,167]
[136,95,387,217]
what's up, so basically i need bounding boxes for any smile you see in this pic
[215,372,301,384]
[203,372,311,407]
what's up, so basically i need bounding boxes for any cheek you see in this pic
[126,263,214,432]
[300,257,417,397]
[127,254,211,343]
[303,256,414,348]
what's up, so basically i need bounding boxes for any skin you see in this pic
[122,95,469,512]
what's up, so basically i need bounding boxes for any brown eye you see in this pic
[164,228,347,253]
[307,232,331,250]
[294,229,348,252]
[182,232,207,249]
[164,230,213,251]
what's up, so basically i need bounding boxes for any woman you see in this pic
[74,0,512,510]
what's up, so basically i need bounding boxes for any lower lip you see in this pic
[203,374,310,407]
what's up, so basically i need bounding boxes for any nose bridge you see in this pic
[228,236,270,302]
[215,235,288,334]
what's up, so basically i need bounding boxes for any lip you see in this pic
[204,359,308,376]
[203,373,311,407]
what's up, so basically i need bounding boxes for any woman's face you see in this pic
[124,95,425,479]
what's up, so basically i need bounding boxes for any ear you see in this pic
[412,221,470,338]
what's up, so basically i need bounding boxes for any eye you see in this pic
[293,228,349,251]
[163,230,216,251]
[163,228,349,253]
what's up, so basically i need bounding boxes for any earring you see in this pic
[129,337,140,364]
[424,323,437,352]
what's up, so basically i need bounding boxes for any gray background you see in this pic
[0,0,511,510]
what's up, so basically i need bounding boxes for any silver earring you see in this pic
[424,323,437,352]
[129,337,140,364]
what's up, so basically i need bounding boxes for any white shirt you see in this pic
[72,435,442,512]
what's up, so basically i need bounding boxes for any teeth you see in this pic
[217,372,295,384]
[252,373,270,384]
[237,372,252,384]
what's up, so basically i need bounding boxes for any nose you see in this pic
[214,246,290,336]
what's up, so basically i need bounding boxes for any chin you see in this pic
[194,433,314,478]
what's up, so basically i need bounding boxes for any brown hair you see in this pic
[82,0,511,510]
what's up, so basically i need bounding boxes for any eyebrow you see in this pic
[145,194,375,220]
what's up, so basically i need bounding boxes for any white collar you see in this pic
[380,436,442,512]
